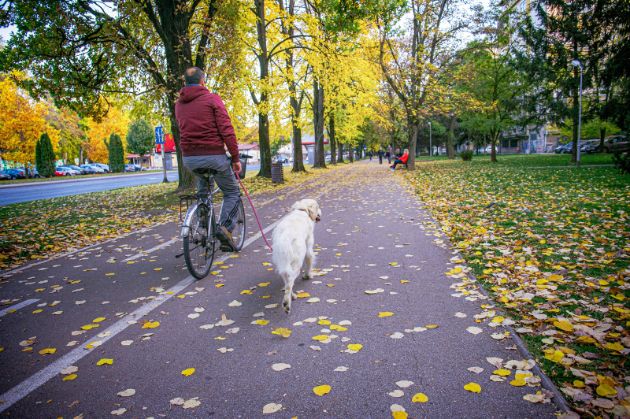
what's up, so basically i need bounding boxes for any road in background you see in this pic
[0,171,179,207]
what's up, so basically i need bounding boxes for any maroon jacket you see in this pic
[175,86,239,162]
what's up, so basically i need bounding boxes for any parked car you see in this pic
[92,163,110,172]
[554,142,572,154]
[124,164,142,172]
[55,167,73,176]
[603,135,629,153]
[580,139,601,154]
[3,168,26,179]
[55,166,80,176]
[0,170,13,180]
[66,164,87,175]
[80,164,98,174]
[86,164,106,173]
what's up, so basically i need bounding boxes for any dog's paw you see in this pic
[282,300,291,314]
[291,292,297,300]
[302,273,312,281]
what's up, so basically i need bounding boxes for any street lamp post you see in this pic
[428,121,432,157]
[571,59,583,167]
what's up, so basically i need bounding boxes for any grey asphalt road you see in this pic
[0,162,563,418]
[0,171,179,207]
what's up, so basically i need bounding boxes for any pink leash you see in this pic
[235,173,273,251]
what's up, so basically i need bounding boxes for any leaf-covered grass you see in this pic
[0,165,331,270]
[404,156,629,415]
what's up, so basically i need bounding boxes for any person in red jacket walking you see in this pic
[175,67,241,251]
[390,149,409,170]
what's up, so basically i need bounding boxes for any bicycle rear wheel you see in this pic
[231,198,246,251]
[183,203,216,279]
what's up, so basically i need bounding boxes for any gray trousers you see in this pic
[183,155,240,232]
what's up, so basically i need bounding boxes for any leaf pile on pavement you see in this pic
[404,159,629,417]
[0,167,340,270]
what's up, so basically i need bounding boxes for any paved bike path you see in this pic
[0,162,561,417]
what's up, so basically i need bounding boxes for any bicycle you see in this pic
[180,168,246,279]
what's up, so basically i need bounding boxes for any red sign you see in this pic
[156,133,176,153]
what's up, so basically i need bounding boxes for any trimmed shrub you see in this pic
[36,133,56,177]
[106,133,125,173]
[460,150,474,161]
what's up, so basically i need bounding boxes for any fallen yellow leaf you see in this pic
[596,383,617,398]
[38,347,56,355]
[412,392,429,403]
[253,319,269,326]
[181,368,195,377]
[271,328,292,338]
[329,324,347,332]
[493,369,511,377]
[464,382,481,393]
[378,311,394,318]
[62,373,77,381]
[347,343,363,352]
[312,384,331,396]
[553,320,574,332]
[93,317,106,323]
[142,321,160,329]
[96,358,113,366]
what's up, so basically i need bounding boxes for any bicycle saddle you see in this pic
[192,168,218,176]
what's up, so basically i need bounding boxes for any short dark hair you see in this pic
[184,67,204,85]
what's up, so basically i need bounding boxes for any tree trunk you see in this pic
[167,98,194,189]
[337,141,344,163]
[313,78,326,168]
[349,147,354,162]
[446,115,456,159]
[328,114,336,164]
[599,127,606,151]
[258,107,272,177]
[255,0,272,177]
[407,123,417,170]
[490,132,499,163]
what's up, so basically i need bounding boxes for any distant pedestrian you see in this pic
[378,150,384,164]
[368,151,373,161]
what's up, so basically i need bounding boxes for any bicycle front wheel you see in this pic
[183,203,216,279]
[231,198,246,251]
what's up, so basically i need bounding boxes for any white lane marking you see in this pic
[0,218,280,413]
[0,299,40,318]
[122,237,179,262]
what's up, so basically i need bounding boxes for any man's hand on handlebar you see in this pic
[232,161,242,176]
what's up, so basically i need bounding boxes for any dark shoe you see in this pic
[216,226,236,251]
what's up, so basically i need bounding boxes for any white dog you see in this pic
[272,199,321,313]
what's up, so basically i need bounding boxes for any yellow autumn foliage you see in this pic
[84,106,130,162]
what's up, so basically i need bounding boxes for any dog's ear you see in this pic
[291,200,306,212]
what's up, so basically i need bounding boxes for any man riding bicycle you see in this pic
[175,67,241,251]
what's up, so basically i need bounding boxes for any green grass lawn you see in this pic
[405,155,629,415]
[415,152,614,166]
